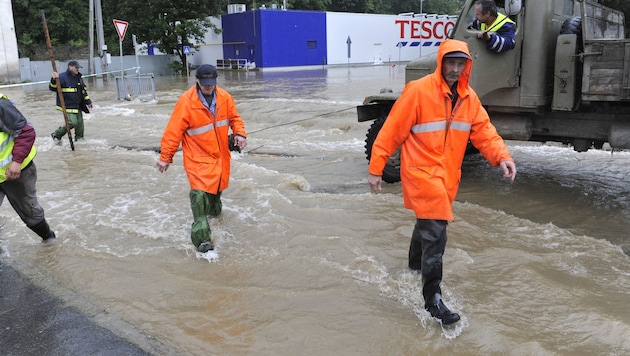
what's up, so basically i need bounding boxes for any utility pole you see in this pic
[89,0,94,75]
[94,0,107,76]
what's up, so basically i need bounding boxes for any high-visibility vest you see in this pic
[481,12,515,32]
[0,93,37,183]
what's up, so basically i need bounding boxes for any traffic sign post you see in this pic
[184,45,191,79]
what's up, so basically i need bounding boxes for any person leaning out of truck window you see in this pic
[468,0,516,53]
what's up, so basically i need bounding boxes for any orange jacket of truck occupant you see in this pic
[369,39,513,221]
[159,85,247,194]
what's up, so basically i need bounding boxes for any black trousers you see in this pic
[409,219,448,304]
[0,162,45,227]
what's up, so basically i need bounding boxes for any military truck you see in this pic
[357,0,630,183]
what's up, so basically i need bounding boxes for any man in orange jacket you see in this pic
[157,64,247,253]
[368,39,517,324]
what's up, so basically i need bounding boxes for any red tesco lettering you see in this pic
[395,19,456,40]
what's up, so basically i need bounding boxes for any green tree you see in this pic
[327,0,387,13]
[104,0,222,73]
[12,0,90,46]
[286,0,331,11]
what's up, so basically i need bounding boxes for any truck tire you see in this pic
[365,117,401,183]
[560,16,582,44]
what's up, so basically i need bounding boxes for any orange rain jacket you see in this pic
[369,39,513,221]
[159,85,247,194]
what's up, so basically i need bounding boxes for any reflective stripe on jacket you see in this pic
[480,12,517,53]
[369,39,513,220]
[49,69,91,113]
[0,131,36,183]
[159,85,246,194]
[480,12,515,32]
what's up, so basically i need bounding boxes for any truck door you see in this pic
[451,1,524,106]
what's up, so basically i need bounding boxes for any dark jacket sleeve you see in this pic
[49,76,57,91]
[80,76,92,105]
[486,22,516,53]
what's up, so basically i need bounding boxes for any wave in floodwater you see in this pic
[0,66,628,355]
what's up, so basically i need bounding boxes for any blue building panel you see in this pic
[259,11,327,67]
[221,12,259,64]
[222,10,327,68]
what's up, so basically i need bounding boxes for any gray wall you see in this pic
[19,55,177,83]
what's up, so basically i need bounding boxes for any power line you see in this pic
[247,106,356,135]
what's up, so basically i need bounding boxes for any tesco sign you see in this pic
[395,18,456,40]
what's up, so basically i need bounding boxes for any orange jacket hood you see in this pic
[435,39,473,96]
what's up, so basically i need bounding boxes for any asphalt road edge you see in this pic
[0,253,181,355]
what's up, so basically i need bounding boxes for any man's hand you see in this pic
[51,72,59,79]
[156,160,170,173]
[368,173,382,193]
[477,31,491,41]
[234,135,247,150]
[5,162,21,181]
[500,160,517,181]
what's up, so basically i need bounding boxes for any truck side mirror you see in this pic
[504,0,522,16]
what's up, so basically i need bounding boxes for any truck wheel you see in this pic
[560,16,582,44]
[365,117,401,183]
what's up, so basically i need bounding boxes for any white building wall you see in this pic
[133,16,223,68]
[326,12,457,65]
[0,0,20,83]
[189,16,224,67]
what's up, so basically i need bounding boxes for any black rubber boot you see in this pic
[27,219,56,241]
[198,240,214,253]
[408,219,424,271]
[425,293,460,325]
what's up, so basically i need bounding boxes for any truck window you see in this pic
[466,6,518,32]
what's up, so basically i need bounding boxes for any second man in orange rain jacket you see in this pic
[368,39,516,325]
[369,40,513,221]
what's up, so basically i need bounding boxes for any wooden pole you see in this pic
[40,10,75,151]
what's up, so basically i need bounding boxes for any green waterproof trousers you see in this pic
[52,112,85,140]
[189,189,222,248]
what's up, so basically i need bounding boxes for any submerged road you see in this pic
[0,257,173,355]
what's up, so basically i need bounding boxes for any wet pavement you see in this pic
[0,258,174,356]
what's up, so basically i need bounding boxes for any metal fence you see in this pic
[114,74,156,101]
[216,58,255,70]
[17,55,175,84]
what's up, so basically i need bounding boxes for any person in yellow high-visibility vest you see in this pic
[468,0,517,53]
[0,93,56,241]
